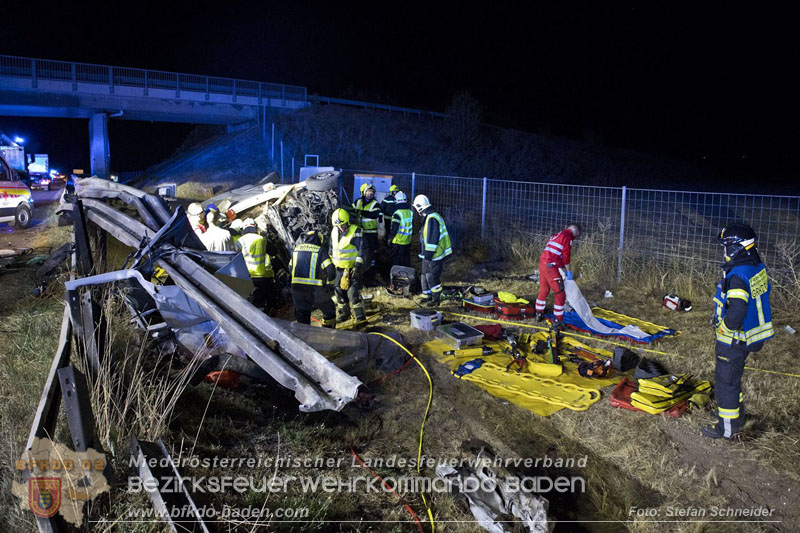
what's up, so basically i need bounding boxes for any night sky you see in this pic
[1,2,796,180]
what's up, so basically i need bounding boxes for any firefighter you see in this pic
[534,223,581,326]
[330,208,368,325]
[381,184,401,237]
[202,204,234,252]
[236,218,279,315]
[703,223,774,440]
[353,183,382,270]
[187,202,206,238]
[388,191,413,267]
[413,194,452,306]
[290,230,337,327]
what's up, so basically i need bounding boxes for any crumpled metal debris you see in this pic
[435,447,551,533]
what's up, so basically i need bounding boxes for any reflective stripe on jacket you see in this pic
[236,232,273,278]
[391,208,414,245]
[540,229,573,268]
[332,225,364,269]
[292,243,334,286]
[353,198,381,233]
[420,211,452,261]
[714,263,774,347]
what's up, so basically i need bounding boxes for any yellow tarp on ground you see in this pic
[423,332,622,416]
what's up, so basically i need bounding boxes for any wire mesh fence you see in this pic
[337,168,800,279]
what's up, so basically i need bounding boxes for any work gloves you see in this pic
[565,271,574,281]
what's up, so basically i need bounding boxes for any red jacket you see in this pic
[540,229,573,268]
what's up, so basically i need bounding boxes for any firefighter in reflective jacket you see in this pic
[535,224,581,326]
[381,184,401,237]
[290,231,337,327]
[236,218,279,315]
[413,194,452,306]
[331,208,368,325]
[353,183,382,269]
[388,191,413,267]
[703,223,774,440]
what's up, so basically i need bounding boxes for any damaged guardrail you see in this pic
[73,177,362,412]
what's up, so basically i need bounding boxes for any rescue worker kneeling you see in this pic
[704,223,774,440]
[290,231,337,327]
[331,208,368,326]
[236,218,279,315]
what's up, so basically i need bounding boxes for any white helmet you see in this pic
[230,219,244,230]
[242,218,256,228]
[395,191,407,203]
[412,194,431,213]
[187,202,203,216]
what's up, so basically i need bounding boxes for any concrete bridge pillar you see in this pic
[89,113,110,179]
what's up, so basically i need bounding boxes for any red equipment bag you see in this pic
[462,299,495,314]
[609,377,688,418]
[493,297,535,318]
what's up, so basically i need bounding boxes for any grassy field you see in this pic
[2,217,799,532]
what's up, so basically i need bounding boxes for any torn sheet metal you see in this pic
[436,448,550,533]
[77,182,362,412]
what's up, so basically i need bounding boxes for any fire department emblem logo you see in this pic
[29,477,61,518]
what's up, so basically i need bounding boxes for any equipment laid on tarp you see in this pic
[438,322,485,349]
[610,378,689,418]
[546,280,679,343]
[424,328,621,416]
[630,374,711,415]
[435,445,550,533]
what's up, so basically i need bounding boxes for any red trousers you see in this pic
[536,261,566,319]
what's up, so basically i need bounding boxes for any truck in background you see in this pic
[27,153,51,190]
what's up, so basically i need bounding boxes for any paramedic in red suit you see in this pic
[535,223,582,326]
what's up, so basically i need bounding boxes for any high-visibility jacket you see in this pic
[236,231,274,278]
[390,205,414,245]
[714,263,774,348]
[540,229,573,268]
[353,197,381,234]
[331,225,365,269]
[420,211,452,261]
[291,242,335,287]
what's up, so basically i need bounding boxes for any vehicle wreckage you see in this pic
[49,174,404,413]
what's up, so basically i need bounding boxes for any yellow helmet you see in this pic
[332,208,349,226]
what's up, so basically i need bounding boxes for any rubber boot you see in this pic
[534,311,544,322]
[550,319,563,331]
[336,304,351,323]
[702,416,742,440]
[353,305,368,327]
[425,292,441,308]
[418,293,433,305]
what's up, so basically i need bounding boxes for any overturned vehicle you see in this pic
[201,171,341,285]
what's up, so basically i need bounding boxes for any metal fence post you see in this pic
[280,141,284,183]
[617,186,627,283]
[108,66,114,94]
[411,172,416,200]
[271,123,275,162]
[481,177,488,240]
[71,62,77,91]
[31,59,37,88]
[292,157,295,182]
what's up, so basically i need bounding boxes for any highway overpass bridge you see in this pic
[0,55,307,178]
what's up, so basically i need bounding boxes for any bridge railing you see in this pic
[0,54,308,104]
